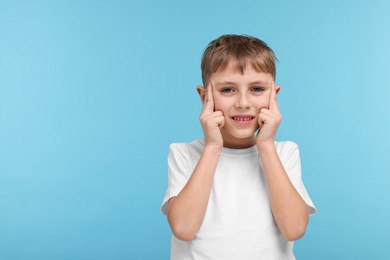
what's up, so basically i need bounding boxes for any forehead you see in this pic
[211,62,273,84]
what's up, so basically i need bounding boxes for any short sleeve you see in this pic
[160,143,192,216]
[277,142,316,216]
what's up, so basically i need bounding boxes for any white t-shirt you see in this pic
[161,139,316,260]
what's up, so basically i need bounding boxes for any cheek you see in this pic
[253,98,269,111]
[213,96,229,112]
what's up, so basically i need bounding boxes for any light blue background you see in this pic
[1,0,389,259]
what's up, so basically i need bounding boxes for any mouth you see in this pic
[231,115,255,125]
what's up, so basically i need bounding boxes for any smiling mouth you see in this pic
[232,116,255,121]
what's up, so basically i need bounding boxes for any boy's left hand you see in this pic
[256,84,282,147]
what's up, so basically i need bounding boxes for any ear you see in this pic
[196,85,206,104]
[275,85,281,94]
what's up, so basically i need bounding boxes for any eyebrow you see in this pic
[214,81,236,86]
[215,80,271,86]
[249,80,271,86]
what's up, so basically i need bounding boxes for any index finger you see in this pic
[203,81,215,113]
[268,83,280,112]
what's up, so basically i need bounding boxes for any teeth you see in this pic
[233,117,252,121]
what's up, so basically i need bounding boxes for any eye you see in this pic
[251,86,265,93]
[221,87,235,94]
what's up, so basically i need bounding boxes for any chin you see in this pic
[222,128,257,140]
[233,133,256,139]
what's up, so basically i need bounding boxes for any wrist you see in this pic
[256,141,275,153]
[204,143,223,152]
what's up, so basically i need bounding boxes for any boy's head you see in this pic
[201,34,277,87]
[197,35,280,148]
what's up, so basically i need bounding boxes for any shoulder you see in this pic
[274,141,300,160]
[167,139,204,173]
[169,138,204,157]
[275,140,299,151]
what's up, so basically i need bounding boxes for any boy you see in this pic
[161,34,316,259]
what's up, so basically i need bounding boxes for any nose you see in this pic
[235,93,251,109]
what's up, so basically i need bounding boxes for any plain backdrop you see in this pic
[1,0,389,259]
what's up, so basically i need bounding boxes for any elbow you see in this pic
[281,215,309,241]
[282,225,307,241]
[167,199,198,241]
[170,223,197,241]
[168,213,197,241]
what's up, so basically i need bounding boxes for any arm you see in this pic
[258,143,308,241]
[167,145,221,241]
[257,84,308,241]
[167,82,224,241]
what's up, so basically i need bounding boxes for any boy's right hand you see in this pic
[199,82,225,148]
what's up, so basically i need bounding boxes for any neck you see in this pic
[221,134,256,149]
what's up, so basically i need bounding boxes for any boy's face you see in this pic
[198,63,279,148]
